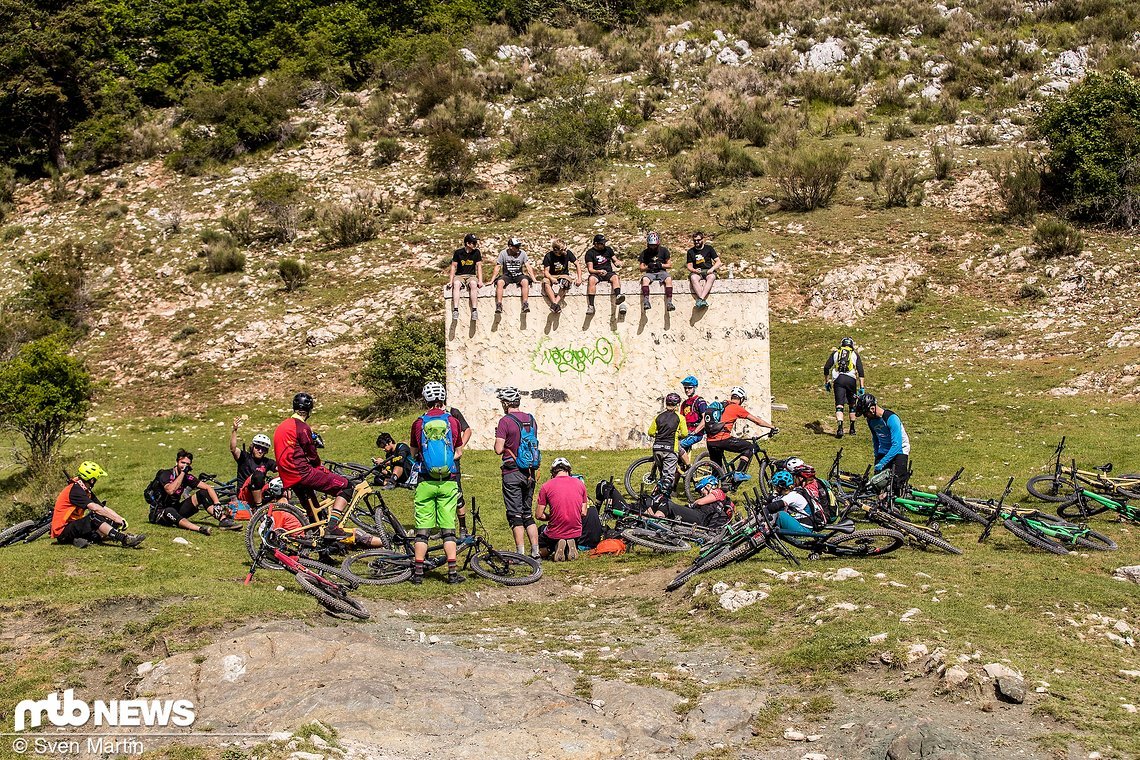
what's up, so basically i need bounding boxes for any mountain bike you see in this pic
[1055,486,1140,525]
[623,454,686,505]
[937,479,1118,554]
[768,494,905,560]
[682,430,780,504]
[245,523,369,620]
[0,509,52,548]
[342,498,542,586]
[196,472,238,503]
[1026,436,1140,503]
[665,499,799,592]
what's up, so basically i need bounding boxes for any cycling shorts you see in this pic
[295,467,349,498]
[833,374,858,408]
[642,271,670,283]
[680,433,704,450]
[414,479,458,530]
[590,271,617,284]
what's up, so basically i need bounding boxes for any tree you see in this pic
[357,321,444,413]
[0,337,93,469]
[1038,70,1140,228]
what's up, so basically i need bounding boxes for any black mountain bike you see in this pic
[0,510,52,548]
[682,430,780,504]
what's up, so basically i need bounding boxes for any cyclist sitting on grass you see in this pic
[147,450,234,535]
[678,375,707,469]
[409,381,465,585]
[52,462,146,549]
[535,457,588,561]
[767,471,818,533]
[231,418,277,510]
[786,460,835,524]
[855,393,910,494]
[373,432,412,488]
[646,474,733,529]
[704,386,777,481]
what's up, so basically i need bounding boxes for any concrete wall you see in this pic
[445,279,771,450]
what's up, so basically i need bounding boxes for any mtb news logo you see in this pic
[13,690,195,731]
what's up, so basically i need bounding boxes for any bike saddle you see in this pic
[828,519,858,534]
[1095,463,1113,473]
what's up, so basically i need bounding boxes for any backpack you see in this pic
[508,413,541,470]
[418,412,457,481]
[589,538,627,556]
[836,347,854,374]
[703,401,727,436]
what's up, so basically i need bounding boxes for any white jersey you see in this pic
[779,491,812,521]
[829,348,860,381]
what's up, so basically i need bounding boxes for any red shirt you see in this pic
[707,402,749,442]
[537,475,587,539]
[273,416,320,489]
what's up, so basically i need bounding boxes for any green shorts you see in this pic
[413,479,459,530]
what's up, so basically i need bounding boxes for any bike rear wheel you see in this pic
[1057,496,1111,520]
[665,538,760,592]
[1026,474,1076,503]
[297,558,362,588]
[875,513,962,554]
[684,457,726,503]
[341,549,414,585]
[826,528,905,557]
[348,494,396,549]
[620,527,691,553]
[246,504,313,569]
[1025,513,1118,551]
[1002,518,1070,556]
[624,456,658,500]
[0,519,38,547]
[295,572,370,620]
[936,493,988,526]
[469,550,543,586]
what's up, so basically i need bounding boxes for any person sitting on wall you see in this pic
[542,238,582,314]
[686,231,720,309]
[492,237,539,315]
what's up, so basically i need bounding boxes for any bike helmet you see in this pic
[497,386,522,403]
[464,233,478,244]
[550,456,572,473]
[293,392,314,413]
[854,393,878,417]
[593,234,607,244]
[696,475,719,491]
[840,336,855,348]
[784,457,805,472]
[422,381,447,403]
[796,465,816,479]
[507,237,522,248]
[730,386,747,401]
[251,433,271,450]
[665,392,682,406]
[682,375,699,388]
[770,470,794,489]
[265,477,284,499]
[646,232,660,245]
[77,461,107,482]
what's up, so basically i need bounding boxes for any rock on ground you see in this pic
[1113,566,1140,584]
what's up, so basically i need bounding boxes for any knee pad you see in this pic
[507,515,526,528]
[441,530,456,543]
[836,405,845,413]
[522,515,536,529]
[337,484,354,501]
[414,529,431,546]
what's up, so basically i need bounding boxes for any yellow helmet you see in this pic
[77,461,107,482]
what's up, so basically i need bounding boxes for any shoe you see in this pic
[586,305,595,315]
[452,308,459,321]
[698,299,709,308]
[73,538,90,549]
[552,303,561,314]
[731,471,751,483]
[122,533,146,548]
[615,293,626,304]
[410,573,424,585]
[495,303,503,314]
[521,302,530,314]
[666,299,676,311]
[531,552,542,565]
[198,526,211,536]
[566,543,579,561]
[836,424,844,439]
[218,516,237,529]
[642,297,651,311]
[849,422,857,435]
[446,572,466,584]
[618,303,627,315]
[471,308,478,321]
[554,539,568,561]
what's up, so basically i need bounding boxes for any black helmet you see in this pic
[463,233,478,244]
[854,393,877,417]
[293,392,314,413]
[593,234,606,244]
[841,337,855,348]
[665,392,682,406]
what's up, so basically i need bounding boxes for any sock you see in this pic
[587,294,595,306]
[447,558,457,575]
[641,284,650,297]
[327,511,342,531]
[614,288,621,296]
[458,513,468,534]
[414,560,424,576]
[517,544,526,554]
[665,286,673,299]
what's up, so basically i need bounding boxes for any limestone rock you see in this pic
[942,666,969,687]
[995,674,1026,704]
[1113,566,1140,584]
[683,688,766,743]
[884,720,980,759]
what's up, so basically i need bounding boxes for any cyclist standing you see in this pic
[686,231,720,308]
[449,233,483,322]
[855,393,910,493]
[273,392,354,536]
[638,232,674,311]
[230,418,277,510]
[678,375,707,469]
[494,386,541,560]
[52,462,145,548]
[541,238,582,314]
[585,234,626,316]
[647,392,688,507]
[704,386,777,480]
[823,337,865,439]
[408,382,464,585]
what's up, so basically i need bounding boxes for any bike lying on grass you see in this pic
[1055,485,1140,525]
[245,521,370,620]
[0,509,51,548]
[1026,436,1140,503]
[342,498,542,586]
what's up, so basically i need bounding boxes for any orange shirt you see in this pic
[51,480,93,537]
[707,402,750,442]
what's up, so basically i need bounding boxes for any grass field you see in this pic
[1,315,1139,758]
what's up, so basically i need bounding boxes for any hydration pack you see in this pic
[418,412,457,480]
[836,347,854,374]
[703,401,727,436]
[508,414,541,471]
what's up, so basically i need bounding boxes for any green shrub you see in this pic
[770,145,851,211]
[1017,283,1047,299]
[964,123,997,146]
[1031,218,1083,259]
[1038,70,1140,227]
[204,240,246,274]
[249,171,304,242]
[426,92,495,138]
[221,210,256,245]
[512,80,619,182]
[373,137,403,167]
[876,159,922,208]
[357,320,445,413]
[990,151,1041,222]
[426,132,476,194]
[321,201,379,248]
[910,97,960,125]
[714,197,763,232]
[883,119,915,142]
[278,258,311,292]
[929,141,955,181]
[648,123,699,157]
[2,225,26,242]
[362,95,392,131]
[20,242,92,333]
[793,72,857,107]
[409,64,473,119]
[572,180,606,215]
[489,192,526,220]
[669,135,763,197]
[895,299,917,313]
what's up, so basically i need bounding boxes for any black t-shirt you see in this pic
[236,448,278,484]
[158,468,199,504]
[586,246,616,275]
[389,442,413,482]
[542,250,576,277]
[449,407,471,434]
[652,410,681,451]
[686,244,718,271]
[640,246,670,273]
[452,247,482,277]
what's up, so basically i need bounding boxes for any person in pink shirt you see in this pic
[535,457,588,561]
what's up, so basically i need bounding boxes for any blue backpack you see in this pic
[418,412,456,480]
[509,414,541,470]
[703,401,727,436]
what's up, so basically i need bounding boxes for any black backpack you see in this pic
[144,470,170,520]
[836,347,853,374]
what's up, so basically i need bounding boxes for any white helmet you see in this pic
[730,386,747,400]
[785,457,805,473]
[497,386,521,403]
[265,477,284,499]
[422,381,447,403]
[251,433,271,450]
[550,457,572,473]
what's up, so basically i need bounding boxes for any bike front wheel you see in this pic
[1002,518,1070,556]
[665,538,759,592]
[684,456,726,503]
[0,519,38,548]
[624,456,658,500]
[1026,474,1077,503]
[341,549,414,585]
[295,572,370,620]
[825,528,905,557]
[620,527,691,553]
[875,513,962,555]
[469,550,543,586]
[246,504,312,569]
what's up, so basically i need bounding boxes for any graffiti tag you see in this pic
[539,337,616,374]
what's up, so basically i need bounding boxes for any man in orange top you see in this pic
[273,392,353,533]
[704,386,777,480]
[51,461,145,548]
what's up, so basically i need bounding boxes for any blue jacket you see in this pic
[867,409,910,472]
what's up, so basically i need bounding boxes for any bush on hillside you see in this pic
[426,132,476,195]
[249,171,304,242]
[489,192,526,221]
[357,320,445,414]
[670,135,763,197]
[321,200,380,248]
[1031,217,1083,259]
[1038,70,1140,228]
[372,137,403,167]
[512,81,620,182]
[20,242,94,334]
[425,92,497,138]
[929,140,956,181]
[203,240,246,274]
[771,145,851,211]
[647,123,699,158]
[278,258,311,292]
[990,151,1041,222]
[875,159,922,208]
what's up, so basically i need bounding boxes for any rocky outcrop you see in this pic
[807,258,926,323]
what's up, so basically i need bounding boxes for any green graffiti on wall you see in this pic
[534,335,623,375]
